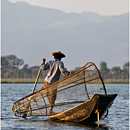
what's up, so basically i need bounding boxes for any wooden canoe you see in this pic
[49,94,117,123]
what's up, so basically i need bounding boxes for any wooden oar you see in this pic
[32,59,46,93]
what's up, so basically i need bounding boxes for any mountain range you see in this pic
[2,0,129,70]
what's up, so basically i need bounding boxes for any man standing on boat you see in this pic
[41,51,72,115]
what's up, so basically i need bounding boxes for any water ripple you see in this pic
[1,84,129,130]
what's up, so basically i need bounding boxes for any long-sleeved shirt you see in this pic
[42,59,70,84]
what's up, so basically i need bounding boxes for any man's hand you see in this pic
[41,58,46,65]
[69,71,74,75]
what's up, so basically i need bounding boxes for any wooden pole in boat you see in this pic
[95,109,100,128]
[32,59,45,93]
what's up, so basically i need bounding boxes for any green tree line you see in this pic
[99,61,129,80]
[1,55,129,81]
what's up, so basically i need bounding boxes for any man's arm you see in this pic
[59,62,71,76]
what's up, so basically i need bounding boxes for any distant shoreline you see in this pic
[1,78,129,84]
[1,78,43,84]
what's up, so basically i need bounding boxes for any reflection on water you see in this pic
[1,84,129,130]
[10,118,110,130]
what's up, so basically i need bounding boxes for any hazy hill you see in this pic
[2,0,128,69]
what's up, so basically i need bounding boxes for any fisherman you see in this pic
[41,51,72,115]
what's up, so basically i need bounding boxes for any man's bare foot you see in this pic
[48,106,53,115]
[49,111,52,115]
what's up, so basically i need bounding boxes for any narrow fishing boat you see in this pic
[12,62,117,126]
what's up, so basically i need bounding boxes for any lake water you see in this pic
[1,83,129,130]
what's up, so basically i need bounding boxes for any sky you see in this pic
[2,0,129,70]
[9,0,129,16]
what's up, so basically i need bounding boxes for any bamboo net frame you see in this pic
[12,62,107,117]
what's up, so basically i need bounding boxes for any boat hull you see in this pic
[49,94,117,123]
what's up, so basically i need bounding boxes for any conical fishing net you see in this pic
[12,62,107,117]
